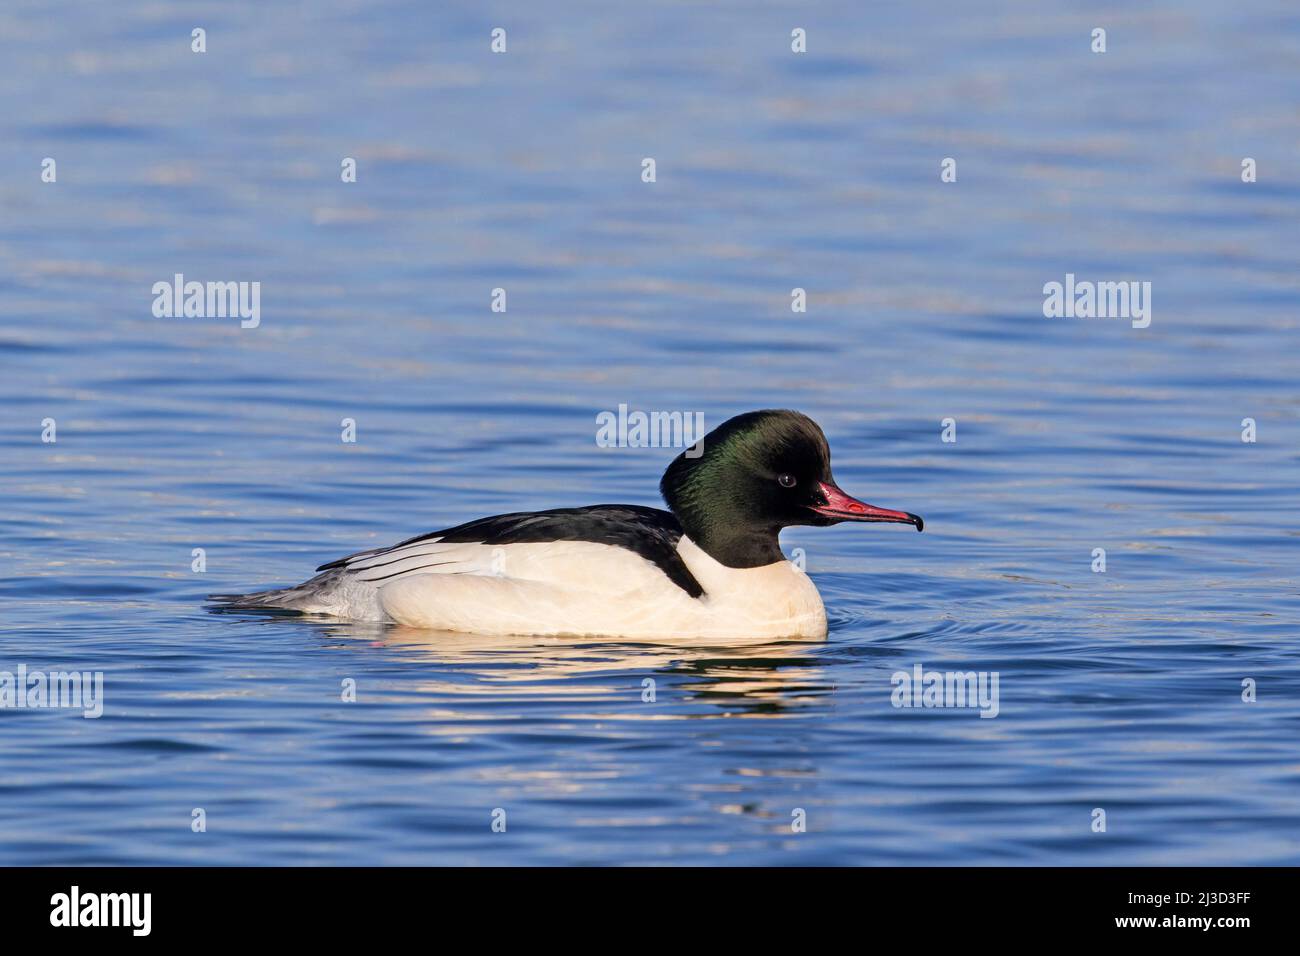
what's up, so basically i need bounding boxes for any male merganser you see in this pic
[212,410,923,640]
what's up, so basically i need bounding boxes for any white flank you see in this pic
[288,536,827,641]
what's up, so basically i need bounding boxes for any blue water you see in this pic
[2,0,1298,865]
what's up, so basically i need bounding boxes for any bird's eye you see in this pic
[777,473,797,488]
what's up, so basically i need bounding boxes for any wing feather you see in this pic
[315,505,705,597]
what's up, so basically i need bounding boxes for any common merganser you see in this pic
[212,410,923,640]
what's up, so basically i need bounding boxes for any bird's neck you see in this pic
[678,514,785,569]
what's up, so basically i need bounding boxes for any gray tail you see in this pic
[208,587,309,616]
[208,571,341,613]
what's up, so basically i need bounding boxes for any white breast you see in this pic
[671,536,827,639]
[373,535,827,641]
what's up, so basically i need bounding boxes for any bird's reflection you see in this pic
[282,615,833,718]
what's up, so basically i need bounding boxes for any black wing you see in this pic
[317,504,705,598]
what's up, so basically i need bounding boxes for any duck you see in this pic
[212,409,923,640]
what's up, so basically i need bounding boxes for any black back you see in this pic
[319,504,705,598]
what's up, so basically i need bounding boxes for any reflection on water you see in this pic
[327,620,829,719]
